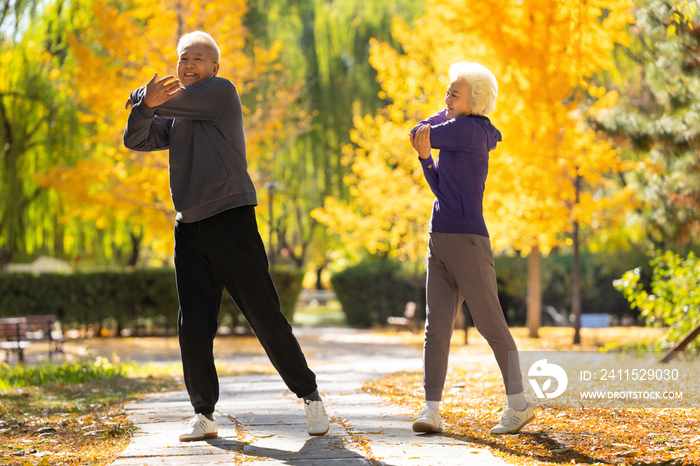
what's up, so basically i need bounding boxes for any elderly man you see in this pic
[123,31,329,441]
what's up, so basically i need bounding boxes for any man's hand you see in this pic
[143,73,181,108]
[409,124,431,160]
[125,98,134,110]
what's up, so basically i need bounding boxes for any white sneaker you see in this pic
[178,413,218,441]
[412,407,442,433]
[489,404,536,434]
[304,400,329,436]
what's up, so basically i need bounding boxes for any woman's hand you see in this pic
[409,124,431,160]
[143,73,181,108]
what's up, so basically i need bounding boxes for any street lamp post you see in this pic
[264,181,278,266]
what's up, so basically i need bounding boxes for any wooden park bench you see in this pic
[387,301,417,333]
[0,315,65,363]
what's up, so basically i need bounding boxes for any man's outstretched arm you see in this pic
[123,74,178,151]
[131,75,237,122]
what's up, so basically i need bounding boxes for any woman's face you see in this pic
[444,79,471,118]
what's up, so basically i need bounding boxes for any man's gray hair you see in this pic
[449,62,498,115]
[178,31,221,63]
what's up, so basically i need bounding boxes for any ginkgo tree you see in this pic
[39,0,307,264]
[313,0,635,339]
[241,0,424,285]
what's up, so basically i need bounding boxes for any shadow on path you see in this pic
[445,428,605,465]
[204,435,399,466]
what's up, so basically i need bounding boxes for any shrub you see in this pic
[614,250,700,350]
[270,266,305,321]
[330,259,424,327]
[0,269,179,332]
[495,249,643,325]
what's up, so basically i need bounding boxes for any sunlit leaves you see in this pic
[39,0,303,260]
[315,0,634,261]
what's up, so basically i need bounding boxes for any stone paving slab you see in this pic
[113,328,508,465]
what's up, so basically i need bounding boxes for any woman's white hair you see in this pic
[449,62,498,115]
[177,31,221,63]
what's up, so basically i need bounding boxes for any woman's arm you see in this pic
[410,125,440,195]
[427,117,474,151]
[410,108,474,151]
[410,108,449,136]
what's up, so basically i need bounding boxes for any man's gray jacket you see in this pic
[123,77,257,222]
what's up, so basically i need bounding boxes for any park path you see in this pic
[112,327,506,465]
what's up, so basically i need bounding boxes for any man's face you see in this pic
[177,42,219,87]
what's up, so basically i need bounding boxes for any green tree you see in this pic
[0,1,83,267]
[592,0,700,246]
[0,0,40,37]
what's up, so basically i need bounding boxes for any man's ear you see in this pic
[213,62,220,77]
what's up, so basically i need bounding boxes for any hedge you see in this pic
[0,266,304,332]
[330,249,647,328]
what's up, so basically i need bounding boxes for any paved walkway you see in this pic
[113,328,506,465]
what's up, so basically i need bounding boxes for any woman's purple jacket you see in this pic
[411,108,502,238]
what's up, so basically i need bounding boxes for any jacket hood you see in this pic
[471,114,502,151]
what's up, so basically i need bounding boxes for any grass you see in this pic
[0,360,179,465]
[0,358,124,389]
[292,302,346,327]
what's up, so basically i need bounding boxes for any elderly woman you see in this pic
[409,61,535,434]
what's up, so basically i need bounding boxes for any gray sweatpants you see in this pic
[423,233,524,401]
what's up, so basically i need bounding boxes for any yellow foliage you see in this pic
[314,0,634,260]
[39,0,302,257]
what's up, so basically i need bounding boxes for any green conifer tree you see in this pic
[593,0,700,246]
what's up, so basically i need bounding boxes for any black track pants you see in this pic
[174,206,317,414]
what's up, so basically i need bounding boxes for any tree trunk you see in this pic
[1,138,23,266]
[660,322,700,363]
[316,266,324,290]
[128,232,141,267]
[572,219,582,344]
[572,174,582,345]
[526,244,542,338]
[462,304,472,345]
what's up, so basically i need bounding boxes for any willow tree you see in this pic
[0,1,82,267]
